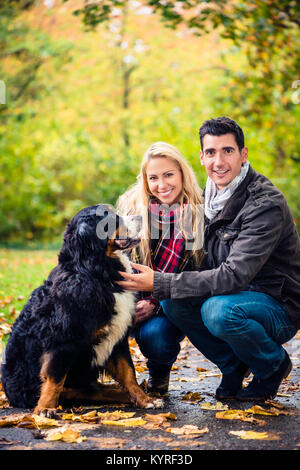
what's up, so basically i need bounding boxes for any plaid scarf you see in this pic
[149,199,187,274]
[134,200,190,312]
[205,161,250,220]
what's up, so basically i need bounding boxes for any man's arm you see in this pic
[118,201,284,301]
[153,202,284,300]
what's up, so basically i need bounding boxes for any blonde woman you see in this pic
[117,142,204,394]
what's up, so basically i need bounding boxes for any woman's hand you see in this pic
[134,300,156,324]
[117,263,154,292]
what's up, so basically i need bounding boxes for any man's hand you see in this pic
[117,263,154,292]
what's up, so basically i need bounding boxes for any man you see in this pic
[118,117,300,401]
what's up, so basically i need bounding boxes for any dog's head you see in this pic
[61,204,141,262]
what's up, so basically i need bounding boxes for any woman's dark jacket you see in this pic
[153,165,300,328]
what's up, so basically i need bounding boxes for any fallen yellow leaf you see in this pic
[45,427,86,443]
[28,414,59,428]
[97,410,136,421]
[160,412,177,420]
[245,405,280,416]
[144,414,165,423]
[143,414,169,429]
[0,414,59,429]
[102,417,146,426]
[229,430,281,441]
[62,410,98,423]
[246,404,298,416]
[181,392,203,402]
[216,409,265,425]
[197,369,221,378]
[0,415,24,428]
[167,425,209,436]
[201,401,229,411]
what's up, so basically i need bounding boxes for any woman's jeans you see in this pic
[134,307,185,378]
[161,291,297,380]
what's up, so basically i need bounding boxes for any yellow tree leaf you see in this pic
[0,415,23,428]
[201,401,229,411]
[97,410,136,421]
[230,430,281,440]
[61,410,98,423]
[144,414,165,424]
[216,409,265,425]
[102,417,146,426]
[245,405,280,416]
[181,392,203,402]
[0,414,59,429]
[45,427,86,443]
[160,412,177,420]
[167,425,209,436]
[144,412,177,422]
[29,414,60,428]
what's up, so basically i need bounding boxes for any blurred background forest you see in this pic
[1,0,300,246]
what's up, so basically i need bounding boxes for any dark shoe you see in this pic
[147,373,170,394]
[215,363,250,400]
[236,350,292,401]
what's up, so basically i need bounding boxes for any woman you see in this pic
[117,142,204,393]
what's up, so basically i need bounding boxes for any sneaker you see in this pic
[147,373,170,394]
[236,350,292,401]
[215,363,250,400]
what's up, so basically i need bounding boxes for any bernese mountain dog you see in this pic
[1,204,162,417]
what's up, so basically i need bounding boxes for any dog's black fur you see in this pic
[1,205,157,413]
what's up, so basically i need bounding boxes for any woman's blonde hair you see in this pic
[117,142,204,267]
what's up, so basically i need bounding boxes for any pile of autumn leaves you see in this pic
[0,337,299,447]
[0,407,180,444]
[0,383,298,446]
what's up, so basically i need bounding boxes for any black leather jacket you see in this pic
[153,165,300,328]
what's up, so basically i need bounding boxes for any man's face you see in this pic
[200,133,248,190]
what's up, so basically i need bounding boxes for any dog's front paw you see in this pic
[145,398,164,409]
[153,398,164,408]
[34,406,58,419]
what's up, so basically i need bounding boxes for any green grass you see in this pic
[0,248,58,320]
[0,249,58,353]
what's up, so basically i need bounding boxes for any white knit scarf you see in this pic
[204,161,250,220]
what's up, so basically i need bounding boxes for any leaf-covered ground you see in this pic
[0,335,299,451]
[0,249,299,450]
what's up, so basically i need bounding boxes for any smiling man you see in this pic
[118,116,300,401]
[200,132,248,190]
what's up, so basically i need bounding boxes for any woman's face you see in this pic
[146,156,183,205]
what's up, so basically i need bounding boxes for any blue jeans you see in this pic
[134,306,185,378]
[161,291,297,380]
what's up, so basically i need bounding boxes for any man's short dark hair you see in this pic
[199,117,245,151]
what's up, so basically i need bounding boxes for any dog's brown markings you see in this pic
[34,353,67,417]
[93,326,109,342]
[106,225,129,258]
[105,356,153,408]
[106,227,120,258]
[34,352,152,413]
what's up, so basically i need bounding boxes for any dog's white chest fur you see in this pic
[92,252,135,367]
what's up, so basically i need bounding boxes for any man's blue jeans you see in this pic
[161,291,297,380]
[134,312,185,378]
